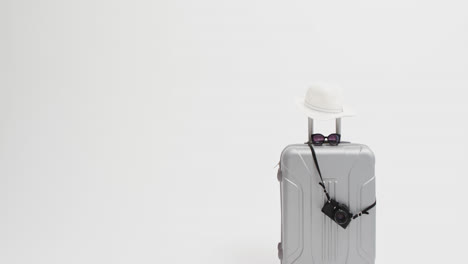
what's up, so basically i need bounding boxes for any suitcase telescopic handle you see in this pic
[308,118,342,142]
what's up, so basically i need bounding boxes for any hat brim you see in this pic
[295,97,355,120]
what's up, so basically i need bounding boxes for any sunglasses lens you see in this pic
[312,134,325,144]
[328,134,340,145]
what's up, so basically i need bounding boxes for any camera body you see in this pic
[322,199,353,229]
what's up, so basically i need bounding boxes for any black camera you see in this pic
[322,199,353,229]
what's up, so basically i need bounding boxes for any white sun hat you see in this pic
[295,82,355,120]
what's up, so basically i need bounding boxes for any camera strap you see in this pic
[306,142,376,220]
[307,142,331,201]
[352,201,377,219]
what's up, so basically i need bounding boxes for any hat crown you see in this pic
[304,83,343,113]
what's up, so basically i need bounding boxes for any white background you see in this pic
[1,0,467,263]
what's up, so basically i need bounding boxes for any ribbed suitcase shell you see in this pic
[278,143,376,264]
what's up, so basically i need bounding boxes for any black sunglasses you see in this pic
[311,133,341,146]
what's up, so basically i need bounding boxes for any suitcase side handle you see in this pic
[308,118,342,142]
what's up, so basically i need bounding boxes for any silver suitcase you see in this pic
[277,119,376,264]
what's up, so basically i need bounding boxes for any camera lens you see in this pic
[334,209,349,224]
